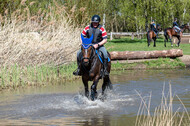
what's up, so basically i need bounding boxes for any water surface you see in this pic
[0,69,190,125]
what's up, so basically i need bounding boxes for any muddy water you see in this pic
[0,69,190,126]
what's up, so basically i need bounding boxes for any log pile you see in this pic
[110,49,183,60]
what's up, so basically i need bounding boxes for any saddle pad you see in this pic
[95,50,111,64]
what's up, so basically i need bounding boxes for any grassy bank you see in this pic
[0,57,185,89]
[0,63,77,90]
[112,58,185,70]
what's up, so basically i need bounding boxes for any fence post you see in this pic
[131,33,134,40]
[110,32,113,40]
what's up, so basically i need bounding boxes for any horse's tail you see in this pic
[164,28,169,47]
[147,31,150,40]
[164,28,167,36]
[147,31,151,46]
[164,28,168,40]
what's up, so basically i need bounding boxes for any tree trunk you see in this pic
[110,49,183,60]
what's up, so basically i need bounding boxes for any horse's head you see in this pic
[184,24,190,31]
[157,24,162,31]
[81,34,94,66]
[180,24,190,32]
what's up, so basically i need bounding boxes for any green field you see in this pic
[106,36,190,55]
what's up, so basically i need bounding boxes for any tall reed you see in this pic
[135,84,190,126]
[0,63,77,88]
[0,0,81,67]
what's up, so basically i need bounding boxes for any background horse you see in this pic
[79,34,112,101]
[147,24,161,47]
[164,24,190,47]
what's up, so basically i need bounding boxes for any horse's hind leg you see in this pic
[177,36,181,47]
[82,76,89,98]
[101,76,113,100]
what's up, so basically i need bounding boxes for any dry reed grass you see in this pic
[135,84,190,126]
[0,1,81,67]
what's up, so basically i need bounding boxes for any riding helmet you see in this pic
[91,15,101,22]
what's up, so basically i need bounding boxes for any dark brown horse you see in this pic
[79,34,112,101]
[147,24,161,47]
[164,24,190,47]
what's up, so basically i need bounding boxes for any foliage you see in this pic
[1,0,190,32]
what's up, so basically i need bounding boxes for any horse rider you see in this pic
[150,19,158,38]
[173,18,181,34]
[73,15,109,76]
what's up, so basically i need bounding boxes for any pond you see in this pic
[0,69,189,125]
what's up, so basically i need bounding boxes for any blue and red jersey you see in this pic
[81,24,107,44]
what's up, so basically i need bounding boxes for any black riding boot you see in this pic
[73,60,81,76]
[104,59,109,76]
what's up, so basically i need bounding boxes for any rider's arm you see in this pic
[98,38,107,46]
[93,38,107,49]
[154,24,156,28]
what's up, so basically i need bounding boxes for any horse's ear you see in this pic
[81,34,85,43]
[81,33,93,46]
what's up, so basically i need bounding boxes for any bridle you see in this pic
[81,44,95,64]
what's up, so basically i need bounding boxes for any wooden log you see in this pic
[110,49,183,60]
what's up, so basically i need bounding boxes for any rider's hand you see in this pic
[93,44,99,49]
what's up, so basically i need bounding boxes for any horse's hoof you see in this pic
[90,91,97,101]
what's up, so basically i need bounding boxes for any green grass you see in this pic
[106,36,190,55]
[111,58,185,70]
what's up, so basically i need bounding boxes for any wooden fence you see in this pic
[107,32,190,40]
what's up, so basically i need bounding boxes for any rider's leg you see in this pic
[73,49,82,76]
[99,46,109,76]
[175,26,181,34]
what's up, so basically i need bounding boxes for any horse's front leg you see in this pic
[101,76,113,101]
[91,76,100,101]
[82,76,89,98]
[164,36,168,47]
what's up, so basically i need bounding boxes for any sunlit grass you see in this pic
[106,36,190,55]
[111,57,185,71]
